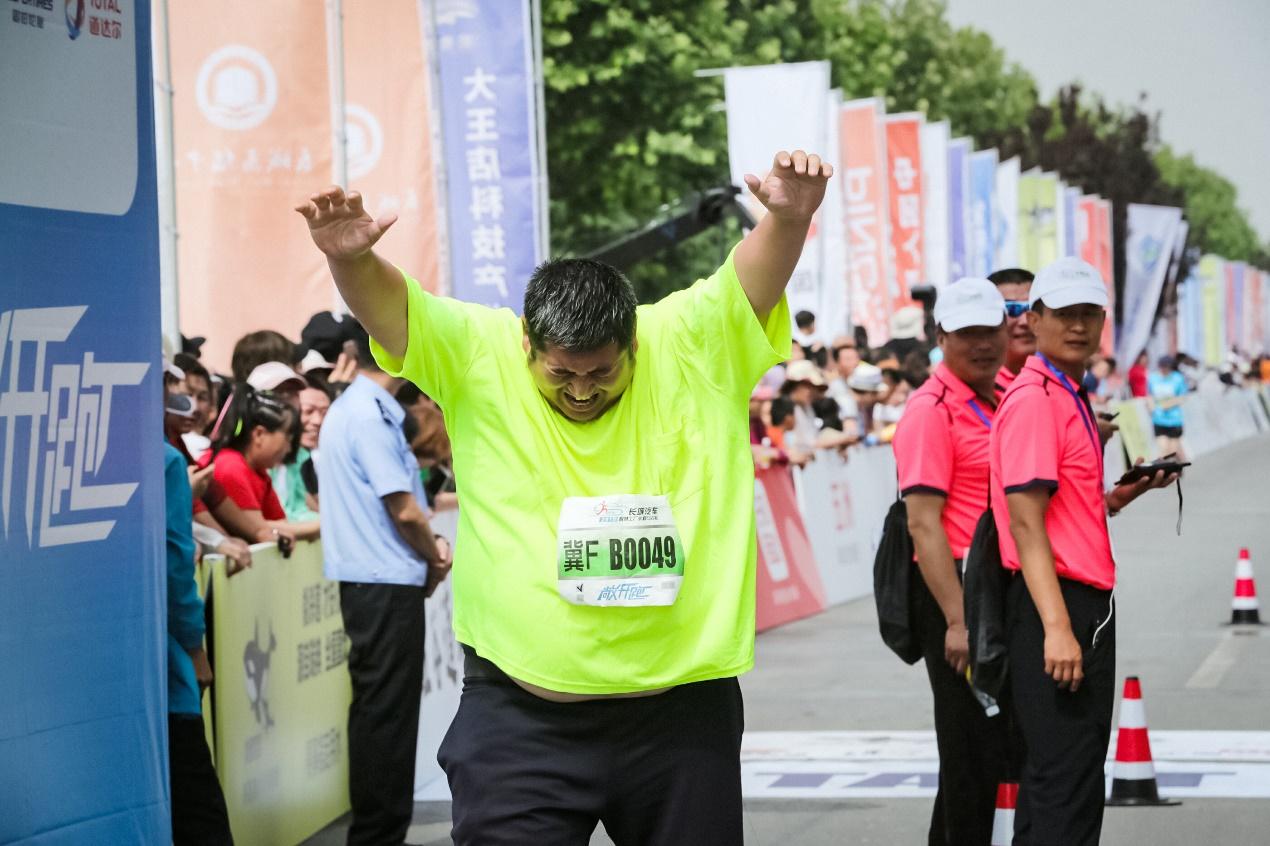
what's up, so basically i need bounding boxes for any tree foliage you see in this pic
[540,0,1039,301]
[1155,147,1270,268]
[539,0,1267,306]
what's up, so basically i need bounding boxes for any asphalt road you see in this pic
[309,434,1270,845]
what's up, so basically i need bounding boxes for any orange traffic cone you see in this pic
[1228,548,1263,625]
[990,781,1018,845]
[1106,676,1180,806]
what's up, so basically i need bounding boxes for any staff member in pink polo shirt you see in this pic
[987,267,1035,393]
[894,277,1009,845]
[990,257,1177,846]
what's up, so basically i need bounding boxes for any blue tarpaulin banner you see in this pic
[431,0,546,310]
[0,1,168,842]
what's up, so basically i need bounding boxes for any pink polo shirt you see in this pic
[990,355,1115,590]
[893,363,995,558]
[995,365,1017,393]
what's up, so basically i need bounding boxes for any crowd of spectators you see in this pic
[161,312,456,574]
[752,304,1270,473]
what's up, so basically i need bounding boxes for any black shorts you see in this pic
[1153,424,1183,438]
[439,647,744,846]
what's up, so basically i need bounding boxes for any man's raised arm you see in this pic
[735,150,833,323]
[296,185,409,359]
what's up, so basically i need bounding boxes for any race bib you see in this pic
[556,494,685,607]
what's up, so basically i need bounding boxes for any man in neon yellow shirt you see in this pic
[298,150,831,845]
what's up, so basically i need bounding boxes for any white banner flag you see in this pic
[819,89,850,338]
[1119,203,1184,364]
[920,120,950,290]
[994,156,1020,269]
[724,61,831,324]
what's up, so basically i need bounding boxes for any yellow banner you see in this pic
[209,542,351,846]
[1113,399,1156,464]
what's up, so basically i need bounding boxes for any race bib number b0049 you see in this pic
[556,495,684,607]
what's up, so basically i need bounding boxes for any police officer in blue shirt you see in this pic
[319,323,451,846]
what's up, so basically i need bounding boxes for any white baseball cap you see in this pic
[1030,256,1109,309]
[247,361,307,392]
[934,277,1005,332]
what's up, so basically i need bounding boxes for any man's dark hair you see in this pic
[173,352,209,384]
[987,268,1035,286]
[523,258,637,353]
[1105,356,1118,371]
[231,330,297,382]
[770,396,795,426]
[344,320,379,371]
[795,310,816,330]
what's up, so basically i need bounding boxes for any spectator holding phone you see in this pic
[991,258,1178,846]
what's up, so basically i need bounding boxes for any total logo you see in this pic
[196,44,278,131]
[344,104,383,180]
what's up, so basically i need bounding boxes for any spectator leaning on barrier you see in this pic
[230,329,298,383]
[987,267,1036,392]
[200,386,319,548]
[895,277,1010,845]
[316,321,452,846]
[1149,354,1188,459]
[298,149,830,844]
[163,436,233,844]
[846,362,887,441]
[781,360,855,451]
[990,257,1178,846]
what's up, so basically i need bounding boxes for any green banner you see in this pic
[210,541,351,846]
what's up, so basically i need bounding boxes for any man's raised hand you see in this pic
[295,186,397,262]
[743,150,833,224]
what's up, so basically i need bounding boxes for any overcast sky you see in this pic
[944,0,1270,243]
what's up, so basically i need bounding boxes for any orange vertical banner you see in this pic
[840,98,891,346]
[343,0,440,296]
[1081,196,1115,356]
[885,113,924,306]
[171,2,333,371]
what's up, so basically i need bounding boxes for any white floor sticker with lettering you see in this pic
[741,731,1270,799]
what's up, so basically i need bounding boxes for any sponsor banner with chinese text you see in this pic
[885,113,924,303]
[432,0,546,309]
[209,542,352,846]
[920,120,950,290]
[1119,203,1183,365]
[840,98,892,344]
[1017,170,1060,273]
[344,0,441,295]
[946,138,972,280]
[968,149,998,277]
[169,1,334,369]
[755,467,827,631]
[1079,195,1116,355]
[724,62,831,324]
[0,1,169,841]
[993,156,1020,270]
[1198,255,1227,366]
[818,89,850,338]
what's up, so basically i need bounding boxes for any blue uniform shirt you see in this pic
[1148,370,1187,428]
[165,443,205,716]
[319,375,428,585]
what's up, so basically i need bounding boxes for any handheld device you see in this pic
[1116,459,1190,485]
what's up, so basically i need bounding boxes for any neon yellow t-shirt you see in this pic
[372,247,790,693]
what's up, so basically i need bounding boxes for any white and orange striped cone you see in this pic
[990,781,1018,845]
[1227,548,1263,626]
[1106,676,1180,806]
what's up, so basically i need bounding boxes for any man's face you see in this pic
[1027,304,1105,371]
[938,324,1007,387]
[996,281,1036,366]
[788,382,814,407]
[184,374,213,431]
[525,339,636,422]
[298,388,330,450]
[835,346,861,378]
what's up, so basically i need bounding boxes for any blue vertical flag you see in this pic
[1,1,169,842]
[947,138,971,279]
[1063,187,1081,257]
[968,150,999,277]
[433,0,546,310]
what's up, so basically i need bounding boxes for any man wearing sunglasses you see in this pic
[987,268,1036,392]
